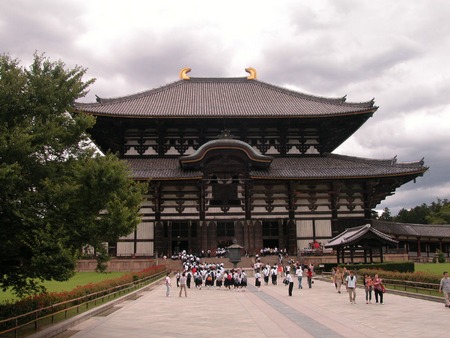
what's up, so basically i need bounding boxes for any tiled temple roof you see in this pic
[126,153,427,180]
[372,220,450,238]
[75,77,376,118]
[324,224,398,248]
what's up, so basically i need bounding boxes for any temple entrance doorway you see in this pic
[172,240,188,255]
[263,239,280,250]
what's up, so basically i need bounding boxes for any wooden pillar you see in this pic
[379,245,384,263]
[417,237,421,257]
[188,222,192,255]
[364,249,368,263]
[350,246,354,263]
[168,222,173,255]
[243,220,250,254]
[208,221,217,253]
[287,219,297,255]
[278,219,285,250]
[369,248,373,263]
[200,221,209,251]
[154,221,165,257]
[254,220,263,254]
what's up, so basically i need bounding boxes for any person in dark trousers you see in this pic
[286,272,294,296]
[306,268,313,288]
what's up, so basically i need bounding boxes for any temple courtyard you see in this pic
[31,275,448,338]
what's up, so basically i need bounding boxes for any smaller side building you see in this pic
[372,220,450,262]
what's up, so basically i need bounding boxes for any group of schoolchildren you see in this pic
[174,251,248,291]
[253,259,315,291]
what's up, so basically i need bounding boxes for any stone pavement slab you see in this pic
[50,277,449,338]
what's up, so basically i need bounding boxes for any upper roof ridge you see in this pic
[329,153,426,167]
[76,76,375,108]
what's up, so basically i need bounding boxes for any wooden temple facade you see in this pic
[74,68,428,258]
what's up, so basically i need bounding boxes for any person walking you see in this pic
[334,268,343,294]
[306,268,313,288]
[286,272,294,296]
[345,270,357,304]
[373,274,384,304]
[271,265,278,285]
[175,271,180,287]
[439,271,450,308]
[364,274,373,304]
[263,266,270,286]
[296,265,303,289]
[186,270,192,289]
[255,269,262,291]
[164,272,171,297]
[179,272,188,297]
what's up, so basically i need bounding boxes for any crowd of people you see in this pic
[259,247,288,257]
[331,267,386,304]
[165,252,450,314]
[165,250,250,297]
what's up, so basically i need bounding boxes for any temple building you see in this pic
[74,67,428,258]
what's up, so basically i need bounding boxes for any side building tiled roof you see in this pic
[372,220,450,238]
[324,224,398,248]
[74,77,377,118]
[125,153,427,180]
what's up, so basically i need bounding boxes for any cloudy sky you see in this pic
[1,0,449,214]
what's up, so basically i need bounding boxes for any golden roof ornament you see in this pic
[245,67,257,80]
[179,67,191,80]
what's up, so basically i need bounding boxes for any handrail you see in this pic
[0,270,166,337]
[320,272,440,296]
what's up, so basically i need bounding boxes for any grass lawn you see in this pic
[0,271,129,303]
[415,262,450,276]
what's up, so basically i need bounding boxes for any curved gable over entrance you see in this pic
[179,138,273,171]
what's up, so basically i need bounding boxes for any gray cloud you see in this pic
[1,0,449,214]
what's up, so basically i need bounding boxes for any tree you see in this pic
[394,203,430,224]
[426,202,450,224]
[378,207,393,221]
[0,54,146,297]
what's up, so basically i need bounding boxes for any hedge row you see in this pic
[356,268,441,284]
[319,261,414,273]
[0,265,166,322]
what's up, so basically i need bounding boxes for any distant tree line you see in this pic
[377,198,450,224]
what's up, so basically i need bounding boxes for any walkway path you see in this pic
[39,277,449,338]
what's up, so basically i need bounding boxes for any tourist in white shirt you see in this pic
[295,265,303,289]
[345,270,357,304]
[164,272,171,297]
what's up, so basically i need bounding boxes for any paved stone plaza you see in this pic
[33,277,449,338]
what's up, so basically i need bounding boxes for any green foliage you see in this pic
[0,266,166,323]
[426,202,450,224]
[334,261,414,273]
[320,261,414,273]
[378,207,393,221]
[0,53,146,297]
[395,203,430,224]
[393,198,450,224]
[432,250,446,263]
[415,262,450,275]
[357,269,441,284]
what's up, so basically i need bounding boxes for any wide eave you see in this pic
[127,154,427,180]
[74,77,376,119]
